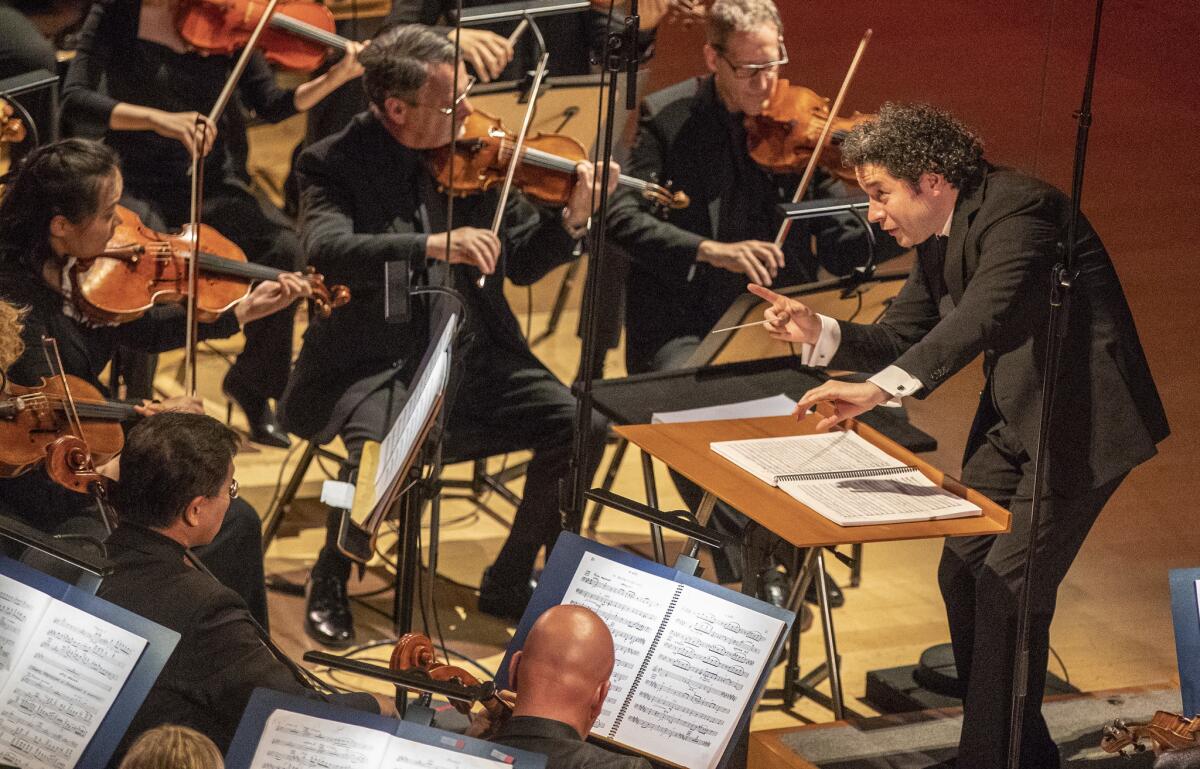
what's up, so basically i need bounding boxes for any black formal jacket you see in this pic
[97,525,378,764]
[280,111,579,441]
[494,716,652,769]
[606,75,880,372]
[830,165,1169,494]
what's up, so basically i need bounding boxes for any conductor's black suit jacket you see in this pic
[830,165,1168,494]
[606,75,876,372]
[280,111,579,441]
[97,525,378,763]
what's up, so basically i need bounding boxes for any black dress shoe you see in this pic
[478,566,533,622]
[804,572,845,608]
[223,369,291,449]
[759,568,788,608]
[305,574,355,648]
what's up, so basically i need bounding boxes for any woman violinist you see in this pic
[60,0,364,447]
[0,139,303,622]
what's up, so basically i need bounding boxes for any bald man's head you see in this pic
[509,605,615,737]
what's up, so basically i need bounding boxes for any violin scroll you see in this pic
[301,267,351,319]
[390,633,512,724]
[1101,711,1200,757]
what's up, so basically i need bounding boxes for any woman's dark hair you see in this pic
[0,138,118,266]
[113,413,240,529]
[360,24,456,110]
[840,102,986,193]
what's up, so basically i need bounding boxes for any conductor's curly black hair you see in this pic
[840,102,986,193]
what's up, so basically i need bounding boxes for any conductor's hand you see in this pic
[149,110,217,158]
[746,283,821,345]
[795,381,891,431]
[697,240,784,286]
[465,689,516,740]
[234,273,313,326]
[455,28,514,83]
[427,227,499,275]
[372,694,399,719]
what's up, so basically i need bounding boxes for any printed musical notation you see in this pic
[0,579,148,769]
[556,553,786,769]
[249,710,506,769]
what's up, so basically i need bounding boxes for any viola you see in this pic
[390,633,512,724]
[426,109,690,211]
[744,78,873,183]
[0,373,129,493]
[61,205,349,326]
[175,0,352,72]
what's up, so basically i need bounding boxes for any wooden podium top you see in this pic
[614,414,1010,548]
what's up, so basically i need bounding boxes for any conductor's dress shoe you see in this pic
[305,574,355,648]
[223,369,291,449]
[478,566,533,622]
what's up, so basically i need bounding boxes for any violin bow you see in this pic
[182,0,285,396]
[773,28,872,248]
[481,50,552,288]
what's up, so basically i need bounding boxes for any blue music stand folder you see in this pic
[1169,567,1200,716]
[225,688,547,769]
[496,532,795,769]
[0,555,179,769]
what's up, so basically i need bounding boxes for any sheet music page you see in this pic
[710,431,905,484]
[612,586,785,769]
[0,598,148,769]
[248,709,392,769]
[0,575,52,677]
[561,553,679,736]
[380,732,506,769]
[779,472,981,525]
[652,394,796,424]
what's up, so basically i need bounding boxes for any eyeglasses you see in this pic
[410,76,476,116]
[228,478,239,500]
[715,41,789,79]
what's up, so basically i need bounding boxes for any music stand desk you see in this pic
[613,414,1009,718]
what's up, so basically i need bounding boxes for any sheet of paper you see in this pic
[612,585,785,769]
[710,431,906,484]
[380,732,506,769]
[249,709,392,769]
[0,599,148,769]
[561,553,679,737]
[0,575,52,677]
[779,472,981,525]
[652,394,796,424]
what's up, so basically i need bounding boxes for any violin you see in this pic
[390,633,512,724]
[427,109,690,211]
[744,78,873,184]
[175,0,352,72]
[1101,710,1200,756]
[59,205,349,326]
[0,373,129,495]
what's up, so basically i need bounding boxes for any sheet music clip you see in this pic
[583,488,726,576]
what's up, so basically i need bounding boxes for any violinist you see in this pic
[0,138,306,623]
[59,0,365,447]
[96,412,391,765]
[605,0,887,594]
[280,24,612,645]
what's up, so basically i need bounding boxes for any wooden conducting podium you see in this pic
[612,412,1010,720]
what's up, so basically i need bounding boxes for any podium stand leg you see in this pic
[639,450,667,565]
[782,548,852,720]
[815,550,846,719]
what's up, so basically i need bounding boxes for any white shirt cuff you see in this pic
[868,365,924,405]
[798,314,841,367]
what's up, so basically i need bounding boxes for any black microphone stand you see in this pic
[561,0,639,533]
[1006,1,1104,766]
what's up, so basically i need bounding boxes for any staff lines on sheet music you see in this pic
[640,676,732,714]
[687,622,757,652]
[573,586,659,622]
[631,702,719,737]
[693,613,767,642]
[268,737,372,764]
[31,647,119,687]
[661,657,744,689]
[43,626,137,665]
[625,714,712,746]
[635,692,726,726]
[650,669,738,702]
[10,687,93,733]
[659,639,748,677]
[0,711,74,768]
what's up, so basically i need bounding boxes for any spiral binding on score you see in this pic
[778,465,918,483]
[609,584,685,737]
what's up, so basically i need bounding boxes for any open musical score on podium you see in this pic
[499,534,795,769]
[710,430,982,526]
[0,571,149,769]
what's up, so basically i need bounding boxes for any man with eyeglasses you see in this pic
[606,0,884,597]
[281,24,615,645]
[98,412,391,763]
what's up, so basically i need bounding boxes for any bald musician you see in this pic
[495,605,651,769]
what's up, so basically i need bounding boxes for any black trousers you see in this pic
[314,347,608,588]
[941,395,1125,769]
[627,334,752,584]
[120,174,304,400]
